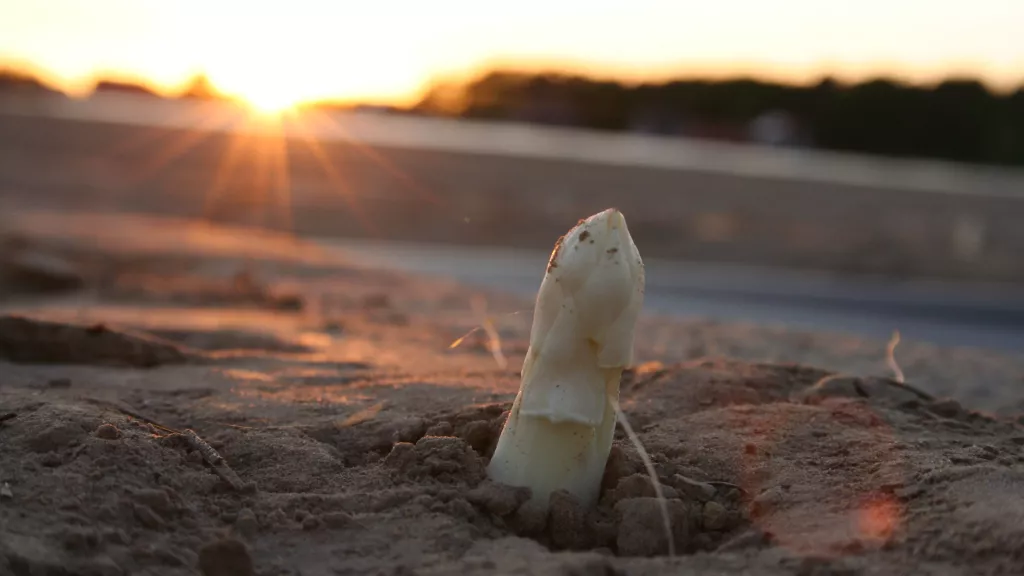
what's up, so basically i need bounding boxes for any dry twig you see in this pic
[80,397,252,492]
[80,397,178,434]
[179,429,253,493]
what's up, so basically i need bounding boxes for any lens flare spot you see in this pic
[856,494,901,544]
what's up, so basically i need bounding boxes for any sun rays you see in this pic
[98,99,441,243]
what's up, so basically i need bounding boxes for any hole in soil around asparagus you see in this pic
[381,406,753,558]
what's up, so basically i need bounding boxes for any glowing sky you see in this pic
[2,0,1022,107]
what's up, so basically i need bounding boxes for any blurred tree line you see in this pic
[415,71,1024,167]
[0,68,61,95]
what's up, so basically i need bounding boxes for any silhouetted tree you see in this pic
[0,68,60,94]
[180,74,221,100]
[92,79,158,97]
[414,70,1024,167]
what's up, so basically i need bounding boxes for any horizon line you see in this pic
[2,56,1022,108]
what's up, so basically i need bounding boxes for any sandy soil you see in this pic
[2,212,1024,576]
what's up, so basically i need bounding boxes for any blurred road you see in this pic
[327,238,1024,352]
[4,93,1024,282]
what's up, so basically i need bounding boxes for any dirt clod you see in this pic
[929,397,964,418]
[459,419,494,454]
[510,498,548,537]
[614,497,693,557]
[0,247,84,296]
[603,473,679,507]
[198,538,254,576]
[386,436,485,484]
[547,490,591,550]
[466,480,531,516]
[702,501,729,530]
[0,315,189,367]
[94,423,121,440]
[133,489,174,518]
[322,511,355,529]
[302,515,321,531]
[601,444,643,492]
[425,421,454,436]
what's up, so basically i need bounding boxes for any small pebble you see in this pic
[95,423,122,440]
[155,547,188,566]
[59,527,98,551]
[894,485,924,500]
[133,489,174,517]
[702,501,729,530]
[302,515,321,531]
[178,549,200,568]
[751,486,784,517]
[265,508,288,527]
[425,421,454,436]
[445,498,476,519]
[322,511,354,529]
[235,508,258,539]
[79,555,122,576]
[721,527,775,552]
[929,398,963,418]
[103,528,131,546]
[41,453,62,467]
[133,504,163,529]
[1,482,12,499]
[673,474,716,502]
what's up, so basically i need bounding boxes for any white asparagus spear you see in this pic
[487,208,645,507]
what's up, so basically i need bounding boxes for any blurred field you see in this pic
[3,93,1024,283]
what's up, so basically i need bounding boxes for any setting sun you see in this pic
[235,86,301,115]
[3,0,1024,105]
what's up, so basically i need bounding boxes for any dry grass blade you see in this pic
[448,326,482,350]
[80,396,179,434]
[612,398,675,557]
[449,298,525,370]
[81,398,252,491]
[886,330,905,384]
[335,401,386,428]
[470,295,507,370]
